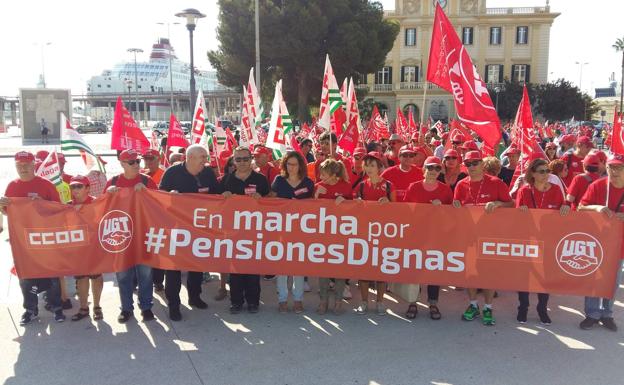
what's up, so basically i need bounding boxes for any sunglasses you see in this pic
[400,153,416,158]
[444,156,458,161]
[143,156,156,161]
[425,165,442,172]
[124,160,140,166]
[234,157,251,163]
[354,156,363,160]
[70,184,85,190]
[452,141,462,145]
[464,160,482,167]
[534,168,551,174]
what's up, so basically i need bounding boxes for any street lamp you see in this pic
[35,42,52,88]
[124,79,133,109]
[157,22,180,115]
[127,48,143,121]
[575,61,589,93]
[494,87,501,114]
[176,8,206,116]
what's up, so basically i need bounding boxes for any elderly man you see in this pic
[159,144,220,321]
[105,149,158,323]
[385,134,405,167]
[0,151,66,324]
[380,145,424,201]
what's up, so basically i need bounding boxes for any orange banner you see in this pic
[8,189,623,297]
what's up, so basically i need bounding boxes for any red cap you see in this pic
[560,134,576,144]
[57,153,66,165]
[388,134,404,143]
[443,149,460,159]
[593,150,607,163]
[69,175,90,186]
[399,145,416,155]
[451,133,465,143]
[143,149,160,158]
[414,145,428,156]
[15,151,35,163]
[545,142,557,149]
[353,147,367,157]
[253,146,271,156]
[424,156,442,166]
[577,136,594,148]
[583,153,600,167]
[463,150,483,162]
[35,150,49,161]
[462,140,479,151]
[119,149,141,162]
[607,153,624,165]
[363,151,384,162]
[506,147,521,155]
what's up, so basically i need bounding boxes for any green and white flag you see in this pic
[36,150,63,186]
[266,80,294,159]
[318,54,342,130]
[60,113,104,172]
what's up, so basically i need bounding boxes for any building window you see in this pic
[485,65,503,83]
[405,28,416,46]
[97,84,101,88]
[375,66,392,84]
[401,66,419,82]
[462,27,473,45]
[512,64,531,83]
[516,26,528,44]
[357,73,368,85]
[107,84,111,88]
[489,27,501,45]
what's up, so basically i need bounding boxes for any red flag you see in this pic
[167,114,190,148]
[110,97,150,152]
[395,107,408,141]
[444,119,472,152]
[611,108,624,155]
[338,117,360,154]
[290,135,305,159]
[512,85,543,159]
[407,108,417,139]
[331,107,347,137]
[225,127,238,153]
[427,4,501,149]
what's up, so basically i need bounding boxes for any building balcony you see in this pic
[373,84,393,92]
[485,6,550,15]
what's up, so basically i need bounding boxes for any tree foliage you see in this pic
[208,0,399,120]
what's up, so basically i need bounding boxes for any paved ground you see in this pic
[0,132,623,385]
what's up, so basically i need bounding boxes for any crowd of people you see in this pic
[1,125,622,333]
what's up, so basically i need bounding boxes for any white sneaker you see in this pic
[356,302,368,314]
[303,280,311,292]
[342,285,352,299]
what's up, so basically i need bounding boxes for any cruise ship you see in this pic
[87,38,226,95]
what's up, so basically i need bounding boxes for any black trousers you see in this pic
[165,270,203,308]
[518,292,549,311]
[229,274,261,306]
[153,268,165,286]
[427,285,440,302]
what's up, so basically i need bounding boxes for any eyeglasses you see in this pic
[452,141,462,145]
[464,160,481,167]
[124,160,140,166]
[70,184,85,190]
[143,156,156,161]
[400,153,416,158]
[425,165,442,172]
[234,157,251,163]
[534,169,551,174]
[444,156,458,161]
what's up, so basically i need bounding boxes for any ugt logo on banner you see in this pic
[556,232,603,277]
[98,210,134,253]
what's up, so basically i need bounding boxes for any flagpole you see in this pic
[420,82,428,124]
[210,130,222,176]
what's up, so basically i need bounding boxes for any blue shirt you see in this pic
[271,175,314,199]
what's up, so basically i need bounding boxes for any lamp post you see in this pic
[255,0,261,91]
[124,79,133,109]
[36,42,52,88]
[157,22,180,115]
[176,8,205,118]
[127,48,143,121]
[575,61,589,93]
[494,87,501,114]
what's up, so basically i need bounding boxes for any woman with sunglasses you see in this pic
[271,151,315,314]
[402,156,453,320]
[438,149,467,191]
[516,157,570,324]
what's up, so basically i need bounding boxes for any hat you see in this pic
[35,150,49,161]
[506,147,521,155]
[399,145,416,155]
[424,156,442,166]
[363,151,384,162]
[545,142,557,150]
[353,147,367,157]
[607,153,624,166]
[119,149,141,162]
[583,153,600,167]
[443,149,460,159]
[463,151,483,162]
[253,145,271,156]
[560,134,576,144]
[57,153,66,165]
[69,175,90,187]
[388,134,404,143]
[143,149,160,158]
[593,150,607,163]
[451,133,465,143]
[15,151,35,163]
[462,140,479,151]
[414,145,428,156]
[576,136,594,148]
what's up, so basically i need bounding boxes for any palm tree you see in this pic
[614,37,624,113]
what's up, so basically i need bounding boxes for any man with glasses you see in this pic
[577,153,624,332]
[381,145,424,201]
[142,149,165,185]
[300,138,315,163]
[453,150,513,326]
[220,146,270,314]
[385,134,405,167]
[158,144,220,321]
[105,149,158,323]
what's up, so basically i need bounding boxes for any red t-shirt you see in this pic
[256,163,281,185]
[315,180,353,200]
[580,178,624,212]
[104,173,158,190]
[515,184,564,210]
[567,173,601,209]
[453,174,511,206]
[381,165,424,201]
[354,178,394,201]
[560,153,585,186]
[5,176,61,202]
[404,181,453,204]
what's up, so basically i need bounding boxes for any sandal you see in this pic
[71,308,90,322]
[316,301,328,315]
[93,306,103,321]
[405,304,418,319]
[429,304,442,320]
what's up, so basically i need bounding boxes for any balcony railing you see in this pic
[373,84,393,92]
[486,6,549,15]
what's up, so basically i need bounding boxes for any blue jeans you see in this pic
[116,264,153,312]
[584,260,623,319]
[277,275,304,302]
